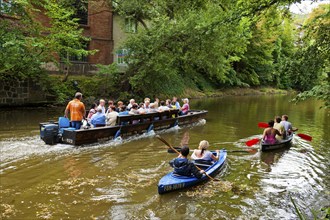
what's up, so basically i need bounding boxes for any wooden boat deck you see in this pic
[40,110,207,145]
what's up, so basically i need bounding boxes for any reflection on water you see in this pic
[0,95,329,219]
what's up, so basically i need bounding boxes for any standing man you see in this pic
[64,92,86,129]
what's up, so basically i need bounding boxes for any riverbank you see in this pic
[0,86,295,108]
[182,87,293,99]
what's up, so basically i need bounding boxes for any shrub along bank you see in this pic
[0,74,291,108]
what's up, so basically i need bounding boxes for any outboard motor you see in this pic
[40,124,59,145]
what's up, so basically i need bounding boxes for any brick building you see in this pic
[0,0,135,74]
[58,0,115,74]
[49,0,134,74]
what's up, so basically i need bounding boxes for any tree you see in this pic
[110,0,253,97]
[108,0,305,97]
[0,0,93,81]
[292,4,330,108]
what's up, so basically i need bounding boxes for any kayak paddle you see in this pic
[258,122,269,128]
[156,135,220,181]
[297,133,312,141]
[167,147,249,154]
[245,138,260,147]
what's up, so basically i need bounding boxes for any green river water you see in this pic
[0,95,329,219]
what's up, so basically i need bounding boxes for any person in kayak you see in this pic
[281,115,298,135]
[262,120,281,144]
[191,140,220,161]
[169,146,205,178]
[274,116,286,140]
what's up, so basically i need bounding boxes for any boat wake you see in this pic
[234,135,262,150]
[0,119,206,171]
[0,136,76,174]
[0,136,72,164]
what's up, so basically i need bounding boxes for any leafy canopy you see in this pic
[0,0,92,80]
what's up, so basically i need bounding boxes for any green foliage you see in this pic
[235,6,297,87]
[0,20,45,80]
[37,74,120,104]
[0,0,93,80]
[46,77,76,103]
[113,0,255,97]
[110,0,308,97]
[293,83,330,109]
[44,0,93,65]
[2,0,328,106]
[95,63,141,99]
[290,4,330,107]
[321,207,330,219]
[290,195,307,220]
[290,195,330,220]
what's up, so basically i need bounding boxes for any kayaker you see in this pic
[281,115,298,135]
[191,140,220,161]
[262,120,281,144]
[169,146,205,178]
[274,116,286,140]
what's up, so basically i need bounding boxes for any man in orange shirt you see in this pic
[64,92,86,129]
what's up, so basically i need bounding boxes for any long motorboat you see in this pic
[40,109,207,145]
[158,149,227,194]
[260,133,293,152]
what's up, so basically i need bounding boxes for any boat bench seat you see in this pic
[116,109,179,125]
[193,159,213,168]
[58,117,76,134]
[172,173,194,178]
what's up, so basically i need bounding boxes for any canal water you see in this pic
[0,95,329,219]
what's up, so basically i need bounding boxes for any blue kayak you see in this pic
[158,149,227,194]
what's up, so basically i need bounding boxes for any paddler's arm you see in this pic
[211,150,220,161]
[190,162,204,179]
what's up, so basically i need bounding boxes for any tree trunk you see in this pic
[62,53,70,82]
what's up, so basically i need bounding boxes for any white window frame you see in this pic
[116,49,129,65]
[124,18,137,33]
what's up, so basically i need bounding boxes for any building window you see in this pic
[67,52,88,63]
[73,0,88,25]
[116,49,128,65]
[61,43,89,63]
[125,18,137,33]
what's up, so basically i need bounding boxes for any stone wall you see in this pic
[0,79,51,107]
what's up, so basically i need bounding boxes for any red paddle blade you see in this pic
[297,133,312,141]
[258,122,269,128]
[246,138,260,147]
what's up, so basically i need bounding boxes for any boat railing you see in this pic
[116,109,179,125]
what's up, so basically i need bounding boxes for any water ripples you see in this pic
[0,119,208,173]
[241,139,329,219]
